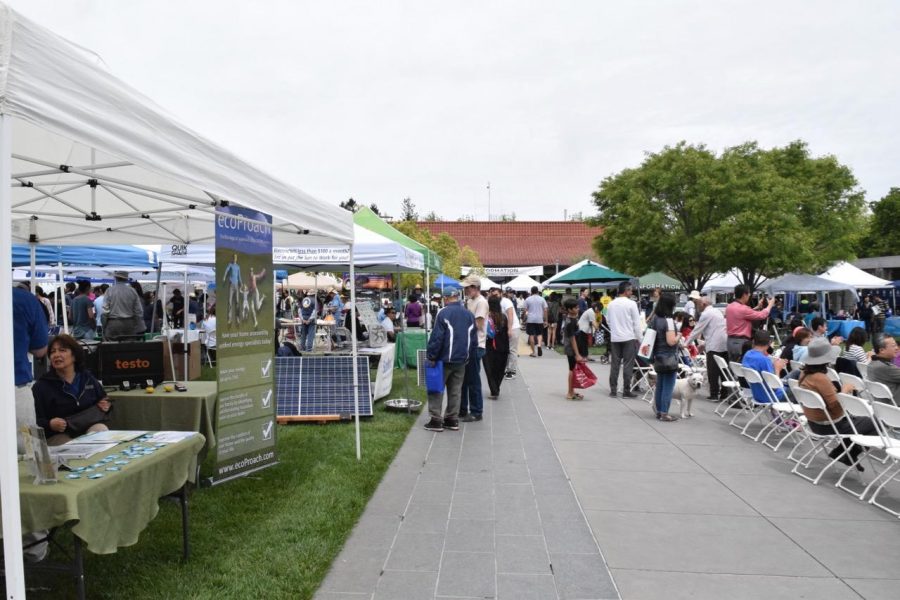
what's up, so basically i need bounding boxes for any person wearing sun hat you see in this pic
[798,337,876,468]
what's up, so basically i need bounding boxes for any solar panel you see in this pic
[275,355,373,418]
[416,349,427,386]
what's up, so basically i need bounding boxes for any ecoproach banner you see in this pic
[212,204,277,484]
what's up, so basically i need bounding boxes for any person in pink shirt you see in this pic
[725,284,771,361]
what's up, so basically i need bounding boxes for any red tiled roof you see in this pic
[416,221,603,267]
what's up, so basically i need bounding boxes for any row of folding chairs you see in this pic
[710,355,900,518]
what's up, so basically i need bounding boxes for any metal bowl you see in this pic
[384,398,423,412]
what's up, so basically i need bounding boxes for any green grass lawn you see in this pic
[27,366,422,600]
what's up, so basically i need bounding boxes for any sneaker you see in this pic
[608,390,619,398]
[622,391,637,398]
[424,418,444,432]
[505,372,516,380]
[444,418,459,430]
[461,414,483,422]
[537,346,543,357]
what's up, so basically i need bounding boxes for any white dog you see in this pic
[672,372,705,419]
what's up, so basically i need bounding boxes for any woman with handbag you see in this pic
[650,293,680,421]
[33,334,112,445]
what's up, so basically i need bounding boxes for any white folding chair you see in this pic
[826,367,841,386]
[759,371,807,451]
[834,393,895,499]
[712,355,742,418]
[857,361,869,379]
[838,372,867,396]
[726,362,756,429]
[866,380,898,407]
[867,403,900,517]
[790,387,855,485]
[630,357,656,402]
[737,368,779,441]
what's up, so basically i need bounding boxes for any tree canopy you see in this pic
[393,221,484,288]
[399,197,418,221]
[339,198,382,216]
[590,141,865,291]
[858,187,900,258]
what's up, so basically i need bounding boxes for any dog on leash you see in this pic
[672,371,705,419]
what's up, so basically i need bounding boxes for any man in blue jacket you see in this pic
[424,287,476,432]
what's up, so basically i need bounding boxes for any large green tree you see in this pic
[858,187,900,257]
[591,140,865,292]
[591,142,731,291]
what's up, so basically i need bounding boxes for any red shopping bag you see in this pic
[572,362,597,389]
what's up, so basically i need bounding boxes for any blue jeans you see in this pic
[300,321,316,351]
[654,371,677,415]
[461,347,486,416]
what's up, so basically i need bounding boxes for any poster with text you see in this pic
[213,204,277,483]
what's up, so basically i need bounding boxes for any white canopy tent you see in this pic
[700,270,768,294]
[479,275,501,290]
[819,261,892,289]
[157,224,425,273]
[0,5,355,595]
[505,274,543,292]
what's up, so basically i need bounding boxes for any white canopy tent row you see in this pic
[819,261,892,289]
[0,5,357,596]
[505,274,543,292]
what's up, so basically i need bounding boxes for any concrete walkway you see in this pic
[316,349,900,600]
[315,351,618,600]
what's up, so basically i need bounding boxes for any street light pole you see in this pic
[486,181,491,221]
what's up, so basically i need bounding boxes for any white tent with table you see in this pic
[0,5,355,595]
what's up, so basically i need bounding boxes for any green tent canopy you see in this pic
[637,272,682,289]
[550,261,631,285]
[353,206,442,273]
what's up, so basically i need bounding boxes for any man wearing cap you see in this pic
[725,284,771,361]
[868,335,900,403]
[799,337,876,467]
[102,271,145,340]
[424,287,476,432]
[687,295,728,400]
[461,274,489,421]
[299,289,319,352]
[501,287,521,379]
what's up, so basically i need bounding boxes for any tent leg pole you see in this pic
[59,262,69,334]
[1,113,27,600]
[349,246,361,461]
[183,270,188,384]
[150,265,162,334]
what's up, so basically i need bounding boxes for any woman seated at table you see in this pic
[33,334,111,446]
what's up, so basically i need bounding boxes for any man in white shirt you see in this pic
[461,275,489,422]
[686,296,727,400]
[201,306,217,364]
[523,286,548,357]
[606,281,644,398]
[501,287,521,379]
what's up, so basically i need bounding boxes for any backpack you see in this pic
[486,316,496,340]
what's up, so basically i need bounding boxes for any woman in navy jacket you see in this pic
[33,334,111,445]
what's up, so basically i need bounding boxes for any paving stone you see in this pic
[551,552,620,600]
[541,514,599,555]
[450,491,495,520]
[445,518,495,552]
[384,532,444,572]
[496,534,552,574]
[435,551,497,598]
[409,480,454,507]
[372,569,437,600]
[399,503,449,534]
[497,573,559,600]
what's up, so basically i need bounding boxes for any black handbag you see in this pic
[66,403,112,435]
[652,352,679,374]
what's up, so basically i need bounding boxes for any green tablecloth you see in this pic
[109,381,217,454]
[13,433,204,554]
[394,329,427,368]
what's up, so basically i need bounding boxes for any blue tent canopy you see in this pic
[12,244,157,268]
[433,274,462,289]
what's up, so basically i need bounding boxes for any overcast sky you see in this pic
[7,1,899,221]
